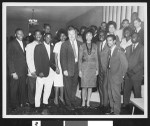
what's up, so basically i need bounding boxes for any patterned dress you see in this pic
[79,43,98,88]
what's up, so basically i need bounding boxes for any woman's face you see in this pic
[86,32,93,42]
[109,25,116,34]
[60,33,67,42]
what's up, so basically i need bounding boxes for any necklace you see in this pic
[86,43,92,55]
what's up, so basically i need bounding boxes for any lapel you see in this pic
[111,46,118,59]
[131,43,141,54]
[42,43,50,61]
[102,40,107,52]
[68,40,75,58]
[15,39,25,54]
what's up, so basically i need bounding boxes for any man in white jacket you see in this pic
[25,30,42,108]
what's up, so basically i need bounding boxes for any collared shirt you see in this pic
[136,27,141,33]
[101,40,106,50]
[120,38,132,50]
[44,42,51,60]
[25,40,39,76]
[110,45,116,56]
[132,42,139,51]
[16,38,24,52]
[70,39,78,62]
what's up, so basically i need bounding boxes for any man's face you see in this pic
[44,34,52,44]
[131,33,138,43]
[101,23,106,30]
[134,20,141,28]
[99,32,106,41]
[68,30,76,42]
[16,30,24,41]
[44,26,51,33]
[122,21,129,28]
[109,25,116,34]
[35,31,42,41]
[107,37,115,48]
[131,13,138,22]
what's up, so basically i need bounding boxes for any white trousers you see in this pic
[35,68,55,107]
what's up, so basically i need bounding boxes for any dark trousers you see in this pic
[27,76,36,104]
[98,72,109,107]
[123,77,142,106]
[63,63,79,107]
[108,72,121,114]
[10,75,27,108]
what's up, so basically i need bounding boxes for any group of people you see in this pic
[7,12,144,115]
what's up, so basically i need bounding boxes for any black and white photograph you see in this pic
[2,2,147,118]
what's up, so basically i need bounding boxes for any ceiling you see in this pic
[7,6,96,23]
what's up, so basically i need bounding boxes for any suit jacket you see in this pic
[60,40,82,76]
[108,46,128,84]
[7,38,27,77]
[96,40,110,73]
[137,28,144,45]
[125,43,144,80]
[34,43,55,77]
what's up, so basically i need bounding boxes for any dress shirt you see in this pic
[132,42,139,51]
[101,40,106,50]
[120,38,132,50]
[136,27,141,33]
[110,45,116,56]
[25,41,39,76]
[16,38,24,52]
[70,39,78,62]
[44,42,51,60]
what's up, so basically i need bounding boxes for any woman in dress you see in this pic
[53,29,67,106]
[79,28,99,107]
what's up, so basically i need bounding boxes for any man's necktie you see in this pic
[72,41,77,58]
[107,49,111,69]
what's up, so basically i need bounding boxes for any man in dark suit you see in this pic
[106,35,128,115]
[60,27,81,110]
[123,32,144,108]
[96,31,110,112]
[34,33,56,110]
[134,18,144,45]
[7,28,28,111]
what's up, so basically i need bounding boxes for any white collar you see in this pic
[132,42,139,48]
[16,38,22,43]
[44,41,50,46]
[136,27,141,33]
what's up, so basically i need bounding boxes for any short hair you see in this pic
[106,34,116,41]
[134,17,142,23]
[15,28,23,34]
[101,22,107,25]
[123,26,133,36]
[90,25,98,31]
[44,33,52,38]
[34,29,42,35]
[98,30,107,36]
[122,19,129,23]
[80,26,87,32]
[107,21,117,29]
[43,23,51,29]
[67,25,76,32]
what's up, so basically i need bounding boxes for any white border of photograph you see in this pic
[2,2,147,118]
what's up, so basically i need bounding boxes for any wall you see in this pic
[66,6,103,29]
[7,18,66,38]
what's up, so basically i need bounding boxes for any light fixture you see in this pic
[28,9,39,25]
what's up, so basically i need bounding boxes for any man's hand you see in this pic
[63,70,68,76]
[56,67,60,74]
[96,70,99,76]
[79,71,82,77]
[12,73,18,80]
[31,72,37,78]
[39,73,44,78]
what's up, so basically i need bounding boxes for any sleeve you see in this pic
[95,45,99,72]
[119,50,128,77]
[53,43,58,54]
[60,42,68,72]
[25,44,36,73]
[34,45,42,75]
[78,45,83,72]
[7,42,16,75]
[132,47,144,73]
